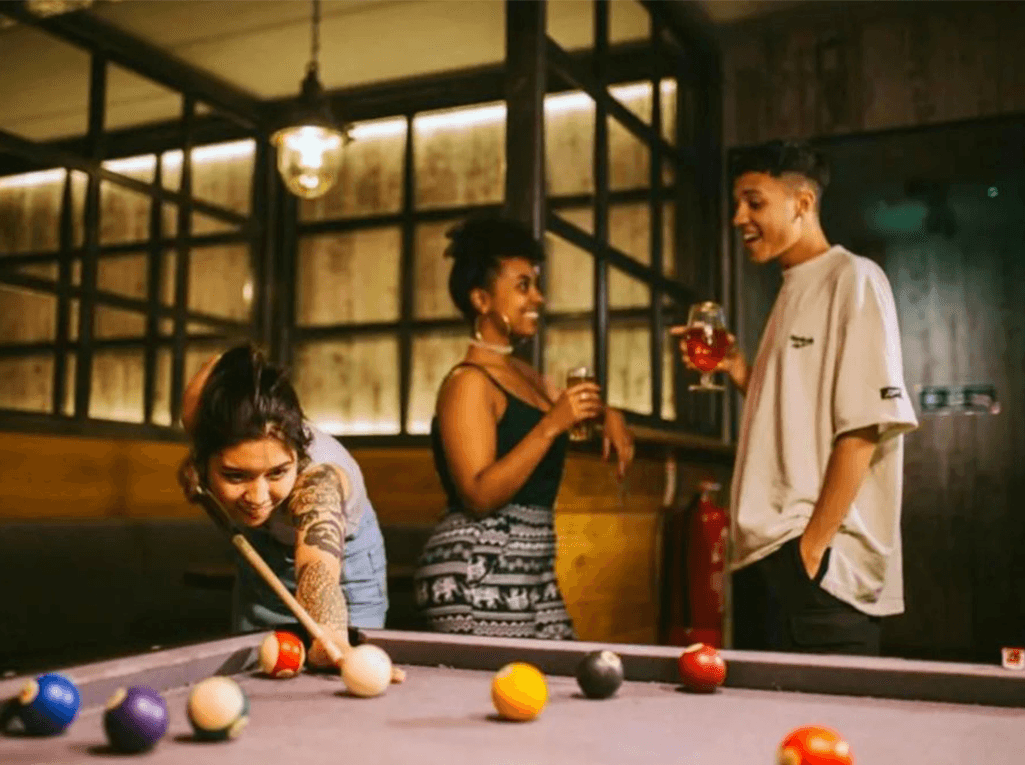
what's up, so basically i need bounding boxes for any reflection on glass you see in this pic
[608,319,651,414]
[301,117,406,221]
[609,116,650,191]
[545,229,594,314]
[296,228,400,325]
[12,262,58,281]
[152,347,173,427]
[408,331,468,434]
[93,306,146,340]
[413,221,461,320]
[292,337,400,435]
[188,244,254,321]
[608,201,675,277]
[662,326,676,420]
[609,0,651,45]
[97,254,147,300]
[544,322,593,395]
[162,140,255,216]
[546,0,594,52]
[545,92,595,197]
[0,285,56,343]
[89,349,145,423]
[0,356,53,413]
[414,102,505,209]
[0,169,66,255]
[62,353,75,416]
[100,181,152,247]
[609,265,650,310]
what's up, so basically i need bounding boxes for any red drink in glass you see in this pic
[684,327,731,373]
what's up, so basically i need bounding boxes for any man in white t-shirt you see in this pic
[675,141,918,655]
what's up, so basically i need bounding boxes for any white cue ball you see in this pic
[186,676,249,741]
[341,644,393,698]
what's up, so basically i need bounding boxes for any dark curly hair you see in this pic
[730,140,830,201]
[192,344,312,479]
[445,216,545,322]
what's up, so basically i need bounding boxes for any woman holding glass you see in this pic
[413,216,634,639]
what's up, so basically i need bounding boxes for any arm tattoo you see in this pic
[290,464,346,557]
[296,560,348,631]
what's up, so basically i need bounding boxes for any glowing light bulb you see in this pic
[271,124,345,199]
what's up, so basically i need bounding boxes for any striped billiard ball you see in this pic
[186,676,249,741]
[17,673,80,735]
[259,630,306,679]
[103,686,169,752]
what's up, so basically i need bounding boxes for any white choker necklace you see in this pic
[469,338,513,354]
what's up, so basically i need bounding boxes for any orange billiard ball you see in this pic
[677,643,726,692]
[258,631,306,679]
[491,663,547,721]
[777,725,853,765]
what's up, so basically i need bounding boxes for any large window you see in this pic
[0,1,719,441]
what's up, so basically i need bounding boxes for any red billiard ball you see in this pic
[677,643,726,692]
[777,725,853,765]
[259,631,306,679]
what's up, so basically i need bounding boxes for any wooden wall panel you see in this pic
[721,1,1025,146]
[0,434,195,521]
[0,433,730,645]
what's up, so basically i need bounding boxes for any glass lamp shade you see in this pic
[271,124,345,199]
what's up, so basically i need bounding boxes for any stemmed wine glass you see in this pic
[680,301,731,392]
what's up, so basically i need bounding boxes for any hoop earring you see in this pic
[474,311,513,340]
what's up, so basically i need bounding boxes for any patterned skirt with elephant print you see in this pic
[413,504,575,640]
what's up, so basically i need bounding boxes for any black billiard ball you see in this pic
[575,650,624,699]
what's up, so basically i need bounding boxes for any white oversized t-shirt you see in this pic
[730,245,918,616]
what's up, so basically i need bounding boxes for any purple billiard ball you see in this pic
[17,673,81,735]
[103,686,169,753]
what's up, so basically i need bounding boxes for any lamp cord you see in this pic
[308,0,320,75]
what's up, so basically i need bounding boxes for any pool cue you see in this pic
[193,484,405,683]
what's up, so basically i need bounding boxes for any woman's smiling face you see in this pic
[206,435,298,527]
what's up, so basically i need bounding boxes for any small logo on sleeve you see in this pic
[880,387,903,400]
[790,335,814,348]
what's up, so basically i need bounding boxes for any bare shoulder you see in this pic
[438,364,498,411]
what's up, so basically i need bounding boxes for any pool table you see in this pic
[2,630,1023,764]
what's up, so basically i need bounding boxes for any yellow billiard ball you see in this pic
[491,663,547,721]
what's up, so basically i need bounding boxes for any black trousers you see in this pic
[732,538,881,655]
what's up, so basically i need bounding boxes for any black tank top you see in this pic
[431,363,569,510]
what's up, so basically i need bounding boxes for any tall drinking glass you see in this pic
[566,366,598,441]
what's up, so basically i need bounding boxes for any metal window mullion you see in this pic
[399,114,416,434]
[169,96,195,428]
[504,0,547,370]
[74,53,107,420]
[593,0,610,391]
[143,157,164,424]
[649,16,665,420]
[52,170,74,416]
[250,134,272,347]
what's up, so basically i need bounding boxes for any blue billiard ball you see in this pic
[17,673,81,735]
[103,686,169,752]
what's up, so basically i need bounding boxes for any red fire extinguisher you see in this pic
[664,480,729,648]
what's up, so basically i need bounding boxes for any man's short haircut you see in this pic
[730,140,830,199]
